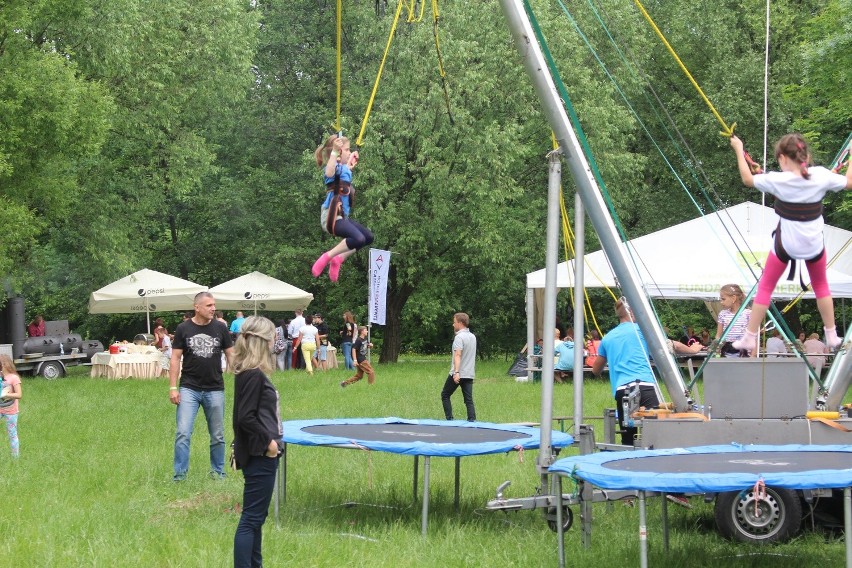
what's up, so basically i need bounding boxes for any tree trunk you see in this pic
[379,266,413,363]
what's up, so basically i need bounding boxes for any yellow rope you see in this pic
[406,0,425,22]
[632,0,735,137]
[334,0,342,133]
[356,0,405,147]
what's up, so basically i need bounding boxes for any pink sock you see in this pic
[824,326,841,349]
[731,329,757,352]
[329,255,345,282]
[311,253,331,278]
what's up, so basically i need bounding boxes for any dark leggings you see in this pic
[333,218,374,251]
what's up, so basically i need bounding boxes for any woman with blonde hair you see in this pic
[231,316,283,568]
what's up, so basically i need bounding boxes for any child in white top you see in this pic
[715,283,751,357]
[730,133,851,352]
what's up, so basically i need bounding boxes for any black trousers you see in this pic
[614,384,659,446]
[441,375,476,421]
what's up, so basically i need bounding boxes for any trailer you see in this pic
[14,352,90,379]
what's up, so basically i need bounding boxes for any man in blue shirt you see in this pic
[553,335,574,383]
[592,300,659,446]
[229,311,246,338]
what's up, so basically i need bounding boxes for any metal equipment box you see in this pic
[703,358,809,419]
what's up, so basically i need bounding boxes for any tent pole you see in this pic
[526,288,536,382]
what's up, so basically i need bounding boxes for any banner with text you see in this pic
[368,248,391,325]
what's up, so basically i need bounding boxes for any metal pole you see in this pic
[573,192,585,437]
[845,486,851,568]
[454,457,461,511]
[421,456,431,536]
[639,491,648,568]
[526,288,536,382]
[556,475,566,568]
[537,151,562,472]
[498,0,689,411]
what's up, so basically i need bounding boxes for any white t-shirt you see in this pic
[298,324,318,344]
[753,167,847,259]
[288,316,305,338]
[765,336,787,357]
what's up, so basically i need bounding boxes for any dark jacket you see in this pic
[232,368,282,469]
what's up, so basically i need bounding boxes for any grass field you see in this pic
[0,357,847,567]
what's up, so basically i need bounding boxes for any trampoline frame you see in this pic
[274,418,573,535]
[550,445,852,568]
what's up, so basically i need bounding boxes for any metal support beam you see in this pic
[498,0,689,411]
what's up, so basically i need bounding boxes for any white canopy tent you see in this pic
[89,268,207,332]
[208,271,313,314]
[526,202,852,338]
[528,202,852,298]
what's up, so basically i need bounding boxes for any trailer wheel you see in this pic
[715,487,801,543]
[546,506,573,533]
[39,361,65,380]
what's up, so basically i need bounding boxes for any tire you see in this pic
[715,487,802,543]
[39,361,65,380]
[546,506,573,533]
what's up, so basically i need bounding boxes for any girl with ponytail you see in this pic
[730,133,852,352]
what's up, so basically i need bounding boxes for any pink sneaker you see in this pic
[329,255,345,282]
[311,253,330,277]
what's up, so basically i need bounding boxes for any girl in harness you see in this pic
[311,134,374,282]
[730,133,852,352]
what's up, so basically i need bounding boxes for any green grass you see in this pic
[0,358,846,567]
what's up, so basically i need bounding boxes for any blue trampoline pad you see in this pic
[549,444,852,493]
[283,417,573,457]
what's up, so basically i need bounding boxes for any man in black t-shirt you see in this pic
[169,292,234,481]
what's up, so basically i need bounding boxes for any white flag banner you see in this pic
[368,248,391,325]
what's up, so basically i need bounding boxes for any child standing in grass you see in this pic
[340,326,375,387]
[0,355,22,458]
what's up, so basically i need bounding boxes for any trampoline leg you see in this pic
[556,475,566,568]
[413,455,419,504]
[845,487,850,568]
[274,443,287,527]
[661,492,669,551]
[580,480,593,548]
[422,456,431,536]
[639,491,648,568]
[454,457,461,511]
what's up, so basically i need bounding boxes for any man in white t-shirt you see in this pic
[288,310,306,369]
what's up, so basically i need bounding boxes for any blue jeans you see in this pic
[234,455,278,568]
[174,387,225,478]
[341,341,353,369]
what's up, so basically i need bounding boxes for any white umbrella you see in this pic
[208,271,313,314]
[89,268,207,332]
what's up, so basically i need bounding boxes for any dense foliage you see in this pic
[1,0,849,357]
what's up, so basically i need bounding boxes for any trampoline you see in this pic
[549,445,852,568]
[275,417,573,534]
